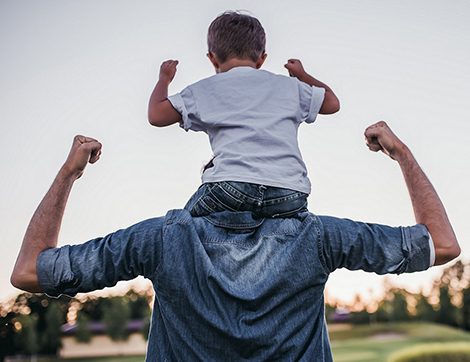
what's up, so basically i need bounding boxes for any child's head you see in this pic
[207,11,266,63]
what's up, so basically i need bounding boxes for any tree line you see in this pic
[0,288,152,361]
[326,260,470,329]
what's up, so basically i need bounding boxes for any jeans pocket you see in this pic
[190,183,243,216]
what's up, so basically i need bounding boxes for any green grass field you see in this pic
[329,322,470,362]
[9,322,470,362]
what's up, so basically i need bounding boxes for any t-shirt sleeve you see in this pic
[298,81,325,124]
[167,87,205,132]
[316,215,432,275]
[36,217,165,297]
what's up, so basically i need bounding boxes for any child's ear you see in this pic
[256,53,267,69]
[207,52,220,72]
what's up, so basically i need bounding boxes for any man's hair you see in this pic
[207,11,266,63]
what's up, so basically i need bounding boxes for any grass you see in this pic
[8,322,470,362]
[330,322,470,362]
[8,356,145,362]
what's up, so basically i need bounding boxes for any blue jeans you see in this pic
[184,181,308,218]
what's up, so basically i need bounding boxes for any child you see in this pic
[148,11,340,218]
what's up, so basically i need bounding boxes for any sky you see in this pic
[1,0,469,306]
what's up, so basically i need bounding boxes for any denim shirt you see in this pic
[37,210,431,361]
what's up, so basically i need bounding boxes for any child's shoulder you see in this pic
[185,68,298,93]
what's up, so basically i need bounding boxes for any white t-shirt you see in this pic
[168,67,325,194]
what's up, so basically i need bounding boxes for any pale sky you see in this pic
[1,0,469,305]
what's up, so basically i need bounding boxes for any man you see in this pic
[11,122,460,361]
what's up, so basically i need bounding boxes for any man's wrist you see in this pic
[393,143,412,164]
[58,163,82,182]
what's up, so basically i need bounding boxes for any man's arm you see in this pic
[365,121,460,265]
[148,60,182,127]
[10,136,102,292]
[284,59,340,115]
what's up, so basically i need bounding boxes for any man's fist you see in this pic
[364,121,407,161]
[63,136,102,179]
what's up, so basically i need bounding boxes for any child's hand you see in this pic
[159,60,179,83]
[284,59,307,80]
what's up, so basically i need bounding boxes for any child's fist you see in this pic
[159,60,179,82]
[284,59,306,80]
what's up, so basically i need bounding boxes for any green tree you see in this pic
[102,297,130,342]
[0,310,16,361]
[375,300,391,323]
[436,285,458,327]
[14,313,39,357]
[391,290,409,322]
[12,293,69,356]
[324,303,336,324]
[141,316,151,341]
[350,309,370,325]
[415,294,436,322]
[126,289,151,320]
[462,286,470,331]
[40,300,63,354]
[75,310,92,343]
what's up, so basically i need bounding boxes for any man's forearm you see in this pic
[11,136,101,292]
[396,147,460,265]
[11,167,76,292]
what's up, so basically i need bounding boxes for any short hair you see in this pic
[207,11,266,63]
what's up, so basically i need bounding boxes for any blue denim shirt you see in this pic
[37,210,431,361]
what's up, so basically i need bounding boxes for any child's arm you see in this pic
[284,59,340,115]
[148,60,183,127]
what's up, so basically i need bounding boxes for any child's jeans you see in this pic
[184,181,308,218]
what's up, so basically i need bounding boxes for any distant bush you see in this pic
[388,343,470,362]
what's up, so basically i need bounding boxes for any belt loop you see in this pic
[258,185,267,200]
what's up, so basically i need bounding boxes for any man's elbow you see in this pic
[10,266,43,293]
[11,271,29,291]
[434,242,461,266]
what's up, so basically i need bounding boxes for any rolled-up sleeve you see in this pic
[168,87,204,132]
[316,215,432,275]
[37,217,165,297]
[298,81,325,124]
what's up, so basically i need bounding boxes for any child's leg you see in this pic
[185,181,308,218]
[221,182,308,217]
[184,182,244,217]
[257,186,308,218]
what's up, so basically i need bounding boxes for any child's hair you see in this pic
[207,11,266,63]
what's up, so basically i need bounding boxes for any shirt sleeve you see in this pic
[36,217,165,297]
[297,81,325,124]
[167,87,205,132]
[316,215,432,275]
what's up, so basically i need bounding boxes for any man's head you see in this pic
[207,11,266,64]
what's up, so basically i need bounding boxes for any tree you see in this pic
[40,300,63,354]
[391,289,409,322]
[415,294,436,322]
[436,285,458,327]
[126,289,151,320]
[462,286,470,331]
[0,310,16,362]
[14,314,39,358]
[75,310,92,343]
[102,297,131,342]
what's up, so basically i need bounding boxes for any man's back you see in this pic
[150,210,331,361]
[37,208,430,361]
